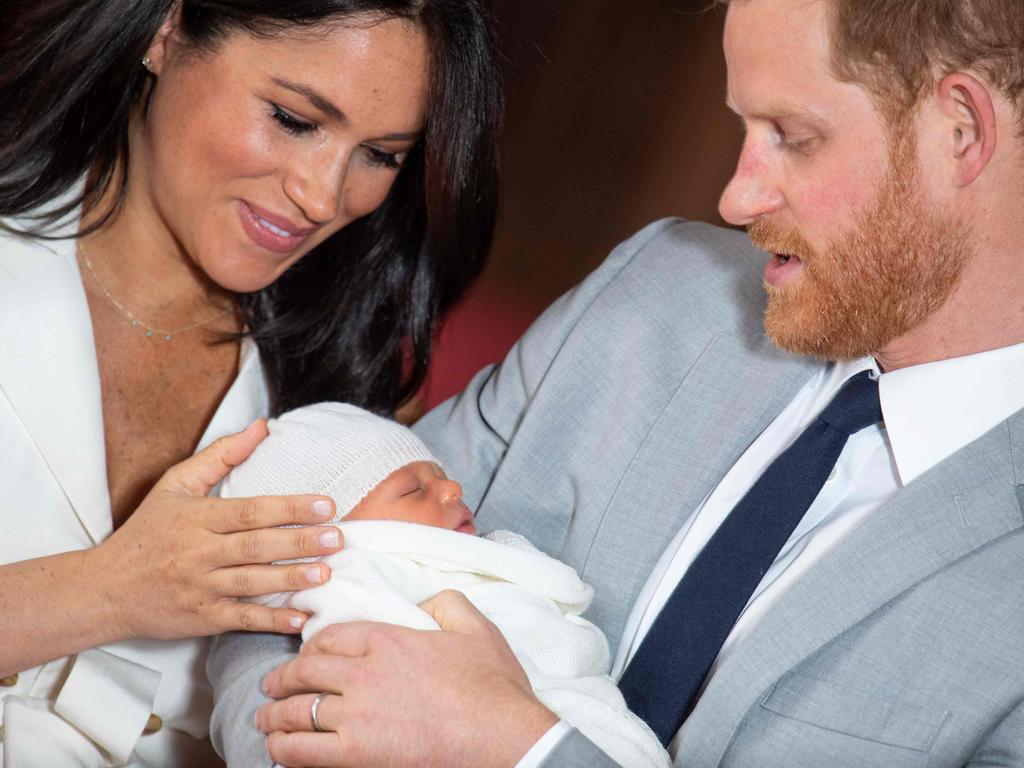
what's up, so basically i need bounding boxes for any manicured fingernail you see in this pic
[289,615,305,628]
[312,500,333,518]
[319,530,339,548]
[305,566,324,584]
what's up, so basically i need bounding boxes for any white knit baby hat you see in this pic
[219,402,439,522]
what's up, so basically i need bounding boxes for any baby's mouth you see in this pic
[455,503,477,535]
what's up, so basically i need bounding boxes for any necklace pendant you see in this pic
[131,319,139,328]
[164,335,172,341]
[146,329,154,337]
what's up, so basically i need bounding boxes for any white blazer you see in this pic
[0,219,270,767]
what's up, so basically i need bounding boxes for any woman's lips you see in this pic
[764,252,804,286]
[239,201,314,254]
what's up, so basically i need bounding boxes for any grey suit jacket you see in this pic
[208,220,1024,767]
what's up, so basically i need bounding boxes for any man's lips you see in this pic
[764,252,804,286]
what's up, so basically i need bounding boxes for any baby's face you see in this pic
[346,461,476,534]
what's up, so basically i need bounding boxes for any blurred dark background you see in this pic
[423,0,744,407]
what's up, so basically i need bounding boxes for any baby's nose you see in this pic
[440,479,462,503]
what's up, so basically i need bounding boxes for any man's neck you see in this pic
[875,231,1024,371]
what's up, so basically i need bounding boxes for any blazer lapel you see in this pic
[579,332,819,652]
[677,410,1024,765]
[0,232,112,544]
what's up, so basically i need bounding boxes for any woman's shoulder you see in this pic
[0,191,83,279]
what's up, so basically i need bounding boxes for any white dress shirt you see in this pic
[518,341,1024,766]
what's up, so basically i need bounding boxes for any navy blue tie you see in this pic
[618,371,882,745]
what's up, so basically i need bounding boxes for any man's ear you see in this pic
[935,72,998,188]
[143,3,185,77]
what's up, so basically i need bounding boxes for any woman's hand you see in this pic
[90,420,344,640]
[256,590,558,767]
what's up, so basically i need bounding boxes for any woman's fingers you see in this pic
[218,525,342,567]
[206,494,337,534]
[214,563,330,596]
[215,601,310,635]
[160,420,269,496]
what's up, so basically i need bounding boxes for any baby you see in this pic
[220,403,668,768]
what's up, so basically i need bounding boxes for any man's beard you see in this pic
[748,128,971,362]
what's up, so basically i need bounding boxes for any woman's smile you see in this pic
[239,200,317,254]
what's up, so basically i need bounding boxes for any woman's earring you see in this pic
[142,56,153,72]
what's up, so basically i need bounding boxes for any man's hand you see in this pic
[257,589,559,767]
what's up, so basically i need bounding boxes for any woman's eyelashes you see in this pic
[270,103,317,136]
[364,146,402,170]
[269,103,404,170]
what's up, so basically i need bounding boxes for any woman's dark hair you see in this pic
[0,0,502,415]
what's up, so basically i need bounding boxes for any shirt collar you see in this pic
[878,341,1024,485]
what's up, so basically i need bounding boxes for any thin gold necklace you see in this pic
[80,251,234,342]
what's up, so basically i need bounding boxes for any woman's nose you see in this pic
[283,151,346,225]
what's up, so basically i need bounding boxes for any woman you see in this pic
[0,0,501,765]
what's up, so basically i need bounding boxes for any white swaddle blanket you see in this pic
[259,520,669,768]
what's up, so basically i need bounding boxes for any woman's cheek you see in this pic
[343,167,399,220]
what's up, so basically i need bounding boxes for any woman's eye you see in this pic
[363,145,403,170]
[270,104,317,136]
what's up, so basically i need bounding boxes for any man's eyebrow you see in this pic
[273,78,347,123]
[724,94,830,128]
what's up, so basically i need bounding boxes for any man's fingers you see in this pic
[206,495,337,534]
[300,621,379,657]
[161,420,268,496]
[263,652,354,699]
[257,692,344,735]
[267,731,351,768]
[420,589,489,632]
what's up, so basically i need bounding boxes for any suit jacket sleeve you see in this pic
[205,219,683,766]
[539,727,624,767]
[412,218,682,511]
[965,695,1024,766]
[207,630,299,767]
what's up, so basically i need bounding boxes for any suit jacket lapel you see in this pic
[0,232,112,544]
[678,410,1024,765]
[579,332,819,654]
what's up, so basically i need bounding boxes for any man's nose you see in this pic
[718,142,785,226]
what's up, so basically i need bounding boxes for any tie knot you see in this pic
[817,370,882,436]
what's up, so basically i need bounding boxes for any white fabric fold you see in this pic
[260,521,670,768]
[4,696,112,768]
[53,648,161,765]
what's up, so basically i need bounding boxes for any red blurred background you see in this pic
[422,0,744,408]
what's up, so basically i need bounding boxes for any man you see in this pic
[208,0,1024,765]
